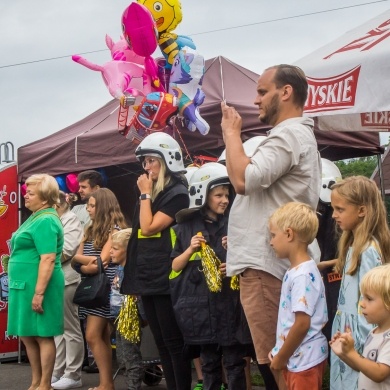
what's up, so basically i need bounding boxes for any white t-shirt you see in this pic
[71,204,90,230]
[359,328,390,390]
[271,259,328,372]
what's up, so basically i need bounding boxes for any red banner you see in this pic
[0,163,19,359]
[304,66,361,114]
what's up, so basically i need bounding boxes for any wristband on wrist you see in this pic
[139,193,151,200]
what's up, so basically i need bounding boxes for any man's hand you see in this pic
[221,101,242,140]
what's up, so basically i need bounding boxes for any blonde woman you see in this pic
[121,133,192,390]
[8,174,65,390]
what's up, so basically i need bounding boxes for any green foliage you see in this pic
[334,156,377,178]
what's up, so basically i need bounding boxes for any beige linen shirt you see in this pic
[226,117,321,280]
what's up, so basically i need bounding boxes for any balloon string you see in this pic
[219,56,226,102]
[173,119,193,163]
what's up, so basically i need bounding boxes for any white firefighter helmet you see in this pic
[175,162,230,223]
[135,132,185,173]
[320,158,342,204]
[218,135,267,163]
[184,165,200,186]
[188,162,230,209]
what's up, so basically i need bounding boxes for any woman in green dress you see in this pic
[8,174,65,390]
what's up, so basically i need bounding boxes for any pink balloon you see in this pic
[121,2,163,91]
[21,183,27,197]
[66,173,79,193]
[122,3,158,57]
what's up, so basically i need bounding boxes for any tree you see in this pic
[335,157,377,178]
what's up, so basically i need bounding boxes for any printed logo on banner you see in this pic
[304,66,361,113]
[324,19,390,59]
[361,112,390,130]
[0,185,8,218]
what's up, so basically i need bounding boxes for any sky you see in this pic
[1,0,390,156]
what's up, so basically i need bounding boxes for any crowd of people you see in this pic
[7,63,390,390]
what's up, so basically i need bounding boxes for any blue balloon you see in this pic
[55,175,68,192]
[96,168,108,187]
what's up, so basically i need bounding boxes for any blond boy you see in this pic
[268,202,328,389]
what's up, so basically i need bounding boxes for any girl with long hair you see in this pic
[72,188,127,390]
[329,176,390,390]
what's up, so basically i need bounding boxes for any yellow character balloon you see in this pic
[138,0,182,33]
[138,0,195,67]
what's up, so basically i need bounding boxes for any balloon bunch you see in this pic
[72,1,209,143]
[20,169,107,197]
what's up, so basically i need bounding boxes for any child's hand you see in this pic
[330,337,344,357]
[330,332,355,357]
[338,332,355,353]
[222,236,228,250]
[219,262,227,277]
[189,234,205,254]
[330,331,342,344]
[270,353,287,371]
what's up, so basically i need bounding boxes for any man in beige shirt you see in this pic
[221,64,321,389]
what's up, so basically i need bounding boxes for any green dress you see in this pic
[7,208,65,337]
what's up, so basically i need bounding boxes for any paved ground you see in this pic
[0,360,265,389]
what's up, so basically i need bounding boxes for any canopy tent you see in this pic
[294,10,390,133]
[18,56,383,182]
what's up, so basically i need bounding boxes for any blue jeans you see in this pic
[141,295,192,390]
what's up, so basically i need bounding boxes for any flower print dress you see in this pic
[330,243,382,390]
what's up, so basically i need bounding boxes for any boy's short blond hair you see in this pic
[269,202,318,244]
[112,228,132,248]
[360,264,390,311]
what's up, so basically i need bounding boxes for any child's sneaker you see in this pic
[193,381,203,390]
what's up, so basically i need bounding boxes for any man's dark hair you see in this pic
[267,64,308,108]
[77,170,104,188]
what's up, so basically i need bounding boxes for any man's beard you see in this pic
[260,93,280,126]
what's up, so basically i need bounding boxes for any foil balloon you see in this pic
[55,175,69,193]
[21,183,27,197]
[72,55,151,100]
[121,2,162,91]
[169,48,209,135]
[137,0,196,68]
[122,92,178,143]
[96,168,108,187]
[66,173,79,193]
[105,34,144,65]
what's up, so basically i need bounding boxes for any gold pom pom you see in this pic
[230,275,240,290]
[198,232,222,292]
[115,295,140,343]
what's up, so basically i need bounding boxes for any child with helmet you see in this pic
[121,132,192,389]
[170,162,251,390]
